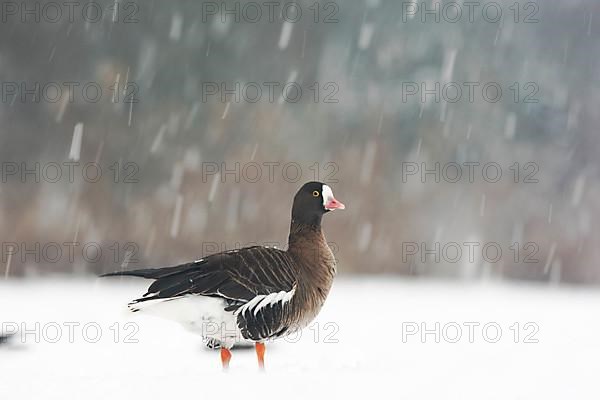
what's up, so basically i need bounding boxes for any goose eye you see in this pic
[312,190,320,197]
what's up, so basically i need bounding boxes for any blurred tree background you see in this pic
[1,0,599,284]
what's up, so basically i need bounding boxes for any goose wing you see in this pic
[102,245,298,340]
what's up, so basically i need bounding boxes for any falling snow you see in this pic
[68,123,84,162]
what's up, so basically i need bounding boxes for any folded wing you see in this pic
[102,246,298,340]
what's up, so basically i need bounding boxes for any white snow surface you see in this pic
[1,277,598,399]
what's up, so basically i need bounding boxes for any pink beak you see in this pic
[325,197,345,210]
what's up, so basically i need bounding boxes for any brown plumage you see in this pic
[101,181,345,369]
[287,224,337,329]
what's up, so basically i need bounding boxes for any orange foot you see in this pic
[255,342,266,369]
[220,348,232,370]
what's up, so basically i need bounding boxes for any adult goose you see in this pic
[101,181,345,369]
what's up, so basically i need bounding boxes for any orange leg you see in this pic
[255,342,266,369]
[220,348,232,370]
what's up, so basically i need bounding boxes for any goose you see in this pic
[101,181,345,369]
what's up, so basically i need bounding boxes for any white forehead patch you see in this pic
[322,184,334,207]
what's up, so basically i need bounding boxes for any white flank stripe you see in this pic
[242,296,264,314]
[254,293,281,316]
[238,286,296,317]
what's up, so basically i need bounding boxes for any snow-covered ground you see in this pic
[1,277,598,399]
